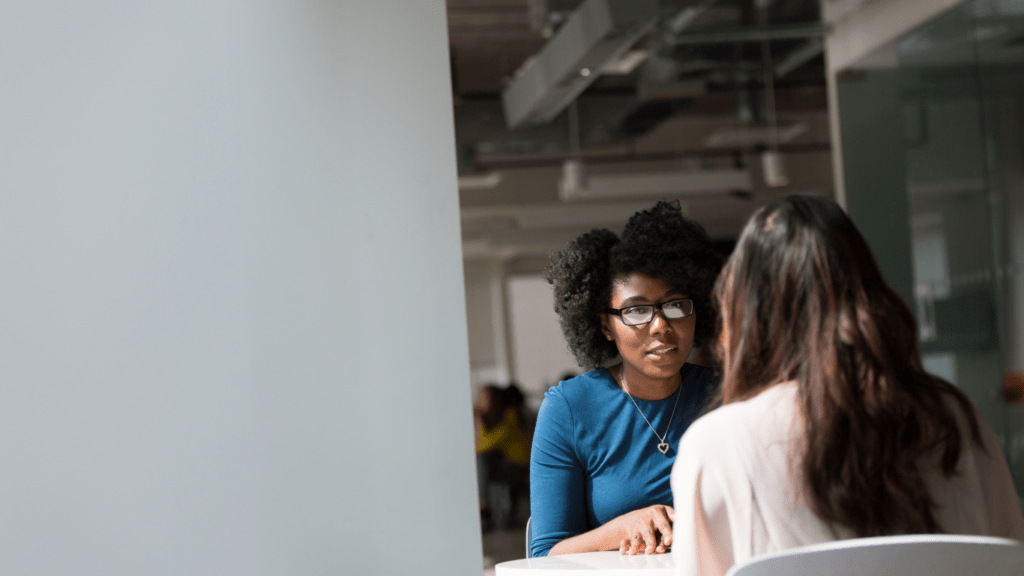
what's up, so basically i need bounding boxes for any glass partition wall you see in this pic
[837,0,1024,505]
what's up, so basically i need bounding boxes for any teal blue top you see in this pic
[529,364,714,558]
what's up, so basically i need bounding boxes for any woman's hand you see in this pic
[615,505,674,555]
[544,504,675,556]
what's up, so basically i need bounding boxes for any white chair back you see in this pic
[726,534,1024,576]
[525,517,533,558]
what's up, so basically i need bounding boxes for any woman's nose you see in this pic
[648,309,673,333]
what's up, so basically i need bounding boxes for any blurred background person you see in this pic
[475,384,531,531]
[502,382,535,440]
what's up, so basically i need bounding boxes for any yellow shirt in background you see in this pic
[476,407,531,466]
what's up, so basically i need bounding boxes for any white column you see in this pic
[0,2,481,575]
[489,261,515,384]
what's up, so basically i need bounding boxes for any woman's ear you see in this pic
[600,315,614,341]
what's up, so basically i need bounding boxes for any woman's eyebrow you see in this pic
[618,295,651,307]
[618,290,686,307]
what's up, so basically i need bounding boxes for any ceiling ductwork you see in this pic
[449,0,833,261]
[501,0,660,129]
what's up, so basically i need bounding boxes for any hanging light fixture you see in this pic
[758,0,789,188]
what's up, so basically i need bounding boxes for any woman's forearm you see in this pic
[548,522,621,555]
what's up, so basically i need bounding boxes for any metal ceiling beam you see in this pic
[666,22,829,46]
[471,141,833,171]
[501,0,660,129]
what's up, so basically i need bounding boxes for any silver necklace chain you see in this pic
[620,367,683,455]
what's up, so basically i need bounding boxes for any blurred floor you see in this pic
[482,526,527,576]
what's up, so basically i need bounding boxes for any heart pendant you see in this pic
[657,442,670,454]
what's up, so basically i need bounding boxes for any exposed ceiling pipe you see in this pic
[775,38,824,77]
[470,142,829,172]
[666,0,723,34]
[666,22,829,45]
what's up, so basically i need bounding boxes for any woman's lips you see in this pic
[646,346,678,356]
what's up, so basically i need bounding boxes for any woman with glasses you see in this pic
[529,201,722,558]
[669,195,1023,576]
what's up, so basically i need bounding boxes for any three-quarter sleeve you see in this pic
[529,389,586,557]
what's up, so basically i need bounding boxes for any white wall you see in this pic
[464,260,513,394]
[0,2,481,575]
[463,264,583,409]
[507,275,581,407]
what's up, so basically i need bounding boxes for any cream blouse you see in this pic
[670,382,1024,576]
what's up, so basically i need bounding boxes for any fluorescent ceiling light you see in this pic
[601,49,650,75]
[457,172,503,190]
[558,160,750,201]
[704,122,807,148]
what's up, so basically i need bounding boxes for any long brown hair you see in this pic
[714,195,981,537]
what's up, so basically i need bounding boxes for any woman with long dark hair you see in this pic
[668,195,1023,575]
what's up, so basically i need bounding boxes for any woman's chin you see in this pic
[638,351,687,377]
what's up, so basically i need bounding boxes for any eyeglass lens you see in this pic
[620,299,693,326]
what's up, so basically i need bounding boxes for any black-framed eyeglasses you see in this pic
[605,298,694,327]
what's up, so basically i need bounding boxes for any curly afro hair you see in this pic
[543,201,723,369]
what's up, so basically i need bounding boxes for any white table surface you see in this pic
[495,551,676,575]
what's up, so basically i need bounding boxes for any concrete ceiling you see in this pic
[448,0,833,269]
